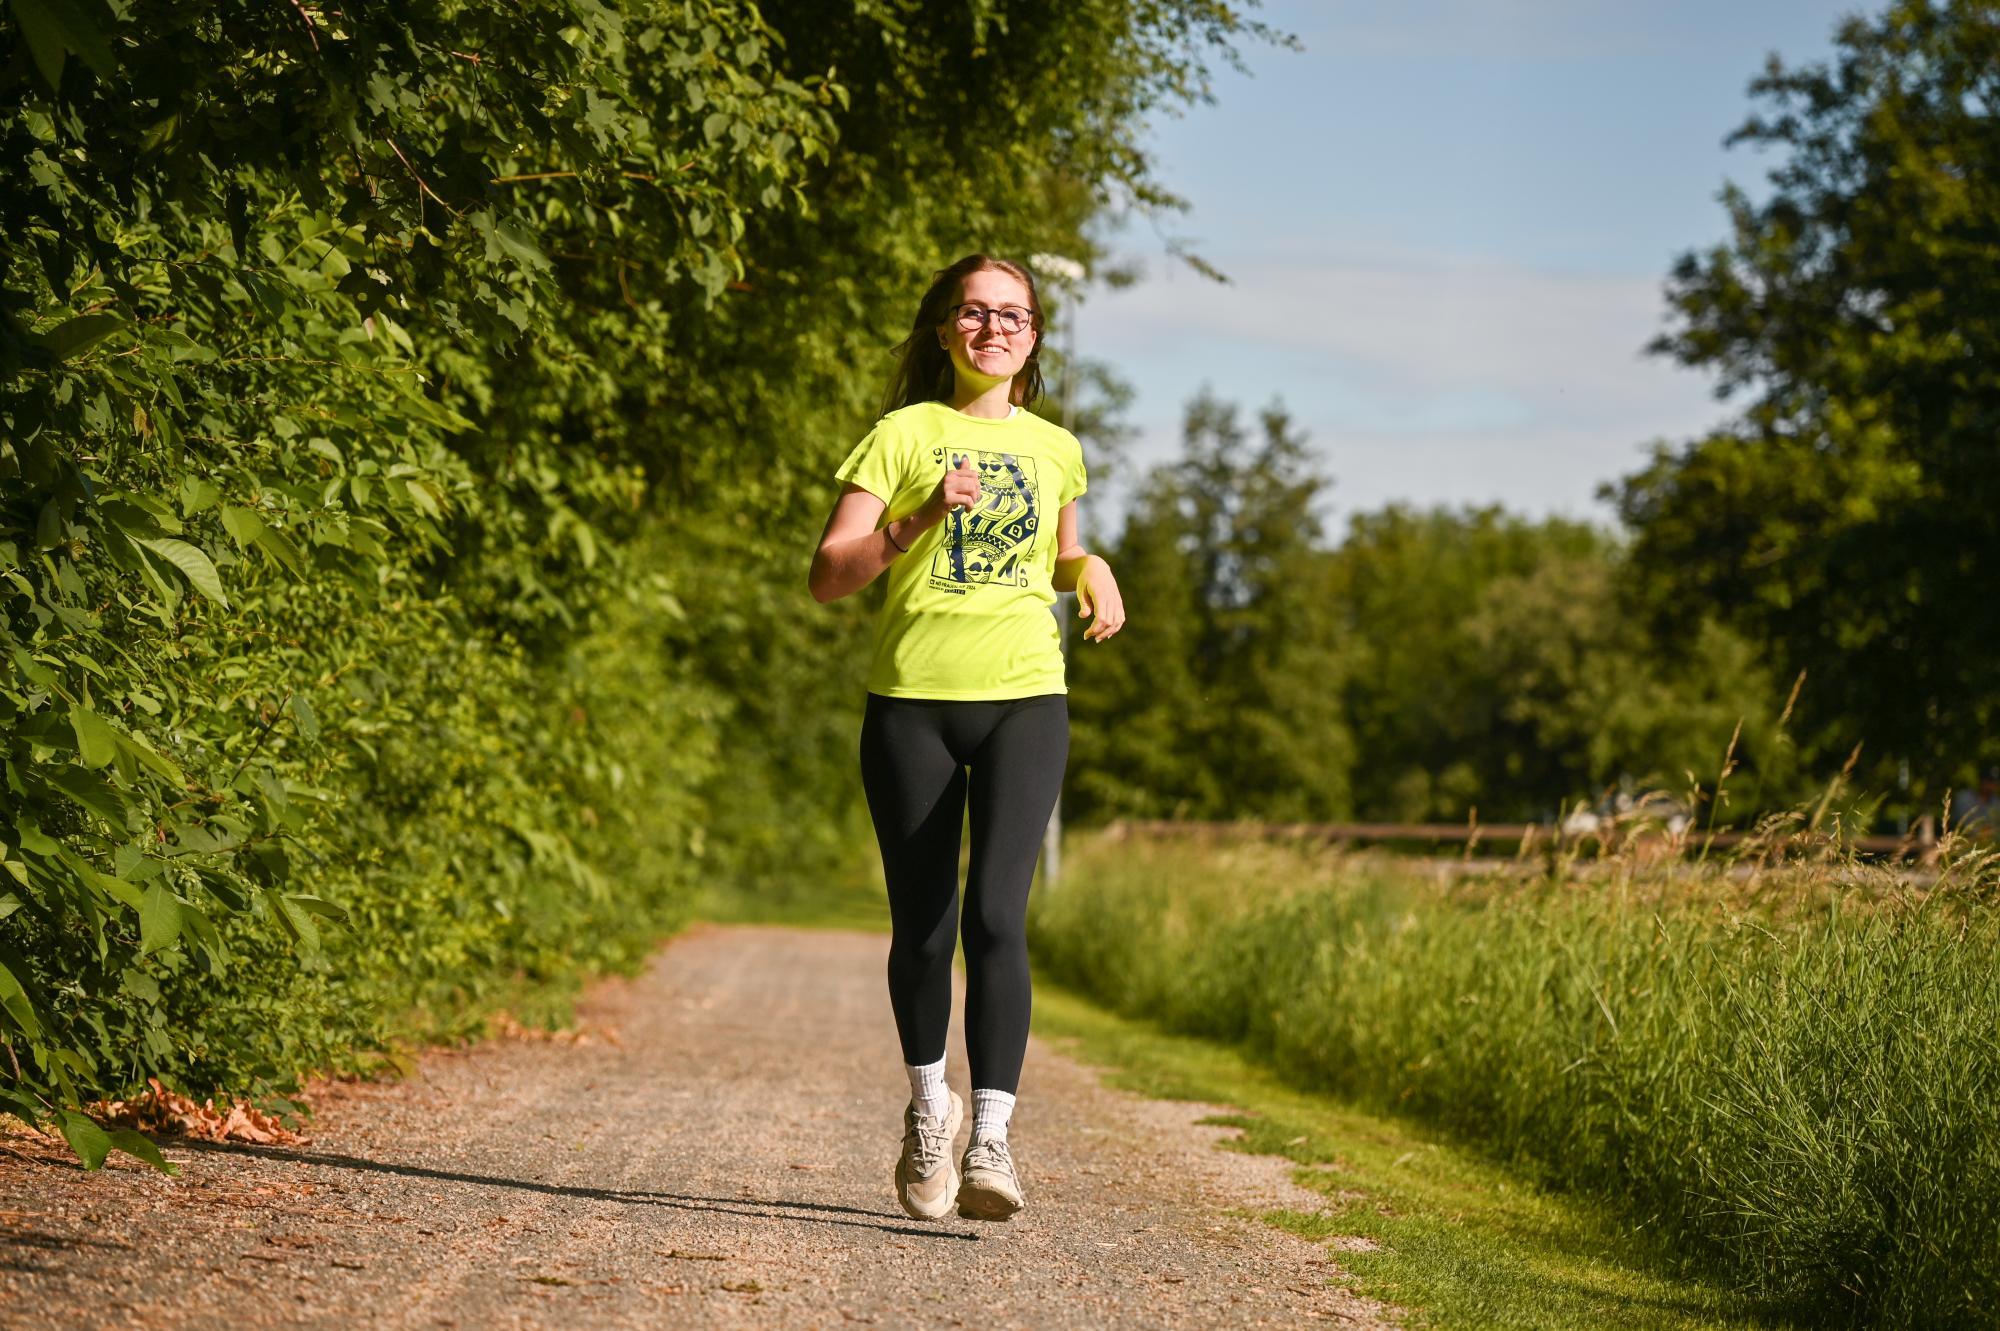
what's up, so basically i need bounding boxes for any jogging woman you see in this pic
[807,254,1126,1222]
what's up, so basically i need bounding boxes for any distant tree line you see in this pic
[1067,392,1781,826]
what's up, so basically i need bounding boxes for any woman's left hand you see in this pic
[1076,557,1126,643]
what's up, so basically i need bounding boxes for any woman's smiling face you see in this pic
[939,267,1038,387]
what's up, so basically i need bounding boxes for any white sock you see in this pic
[906,1056,950,1121]
[971,1088,1016,1144]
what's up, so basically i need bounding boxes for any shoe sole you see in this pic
[955,1179,1023,1221]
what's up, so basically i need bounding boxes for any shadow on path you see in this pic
[181,1140,979,1243]
[0,1225,135,1276]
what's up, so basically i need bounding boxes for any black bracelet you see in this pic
[885,522,909,554]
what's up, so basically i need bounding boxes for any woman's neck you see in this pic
[948,375,1015,419]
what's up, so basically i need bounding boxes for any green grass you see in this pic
[1031,976,1793,1331]
[696,839,900,931]
[1028,832,2000,1328]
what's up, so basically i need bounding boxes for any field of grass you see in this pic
[1032,979,1790,1330]
[1027,830,2000,1329]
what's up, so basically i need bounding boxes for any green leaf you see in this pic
[106,1128,178,1176]
[53,846,143,910]
[90,871,143,911]
[36,498,64,550]
[274,894,321,954]
[286,894,347,923]
[132,537,229,608]
[54,1110,112,1170]
[9,0,71,89]
[0,1089,45,1127]
[43,764,131,826]
[139,883,182,954]
[20,0,115,79]
[254,766,289,813]
[69,702,118,769]
[140,113,180,153]
[13,821,59,856]
[39,313,126,360]
[219,504,266,549]
[10,646,58,687]
[254,525,308,578]
[0,957,43,1037]
[180,903,225,959]
[132,548,180,612]
[286,694,319,742]
[472,211,550,272]
[181,478,222,516]
[114,732,186,787]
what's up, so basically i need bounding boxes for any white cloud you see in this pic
[1078,252,1743,529]
[1090,254,1719,429]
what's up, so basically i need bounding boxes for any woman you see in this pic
[808,254,1125,1222]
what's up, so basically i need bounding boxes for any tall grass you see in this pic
[1029,832,2000,1328]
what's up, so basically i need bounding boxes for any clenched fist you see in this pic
[922,455,982,524]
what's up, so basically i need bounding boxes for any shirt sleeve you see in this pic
[834,416,904,504]
[1064,439,1089,506]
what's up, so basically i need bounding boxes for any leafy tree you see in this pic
[1326,506,1607,821]
[1070,410,1779,827]
[1612,0,2000,809]
[1332,506,1782,824]
[1461,553,1782,819]
[1069,390,1352,820]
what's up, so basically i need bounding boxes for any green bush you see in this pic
[1,0,1270,1169]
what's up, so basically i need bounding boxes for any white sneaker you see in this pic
[894,1089,963,1220]
[955,1136,1024,1220]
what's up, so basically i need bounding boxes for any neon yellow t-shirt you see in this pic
[834,400,1089,700]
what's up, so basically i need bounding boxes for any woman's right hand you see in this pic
[918,455,982,528]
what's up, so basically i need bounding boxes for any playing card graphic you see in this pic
[931,450,1040,588]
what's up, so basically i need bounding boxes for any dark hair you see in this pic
[880,254,1046,416]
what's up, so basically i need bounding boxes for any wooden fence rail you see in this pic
[1101,817,1942,860]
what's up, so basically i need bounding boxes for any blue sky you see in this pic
[1073,0,1866,533]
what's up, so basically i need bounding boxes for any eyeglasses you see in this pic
[947,304,1035,335]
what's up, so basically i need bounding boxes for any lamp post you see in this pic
[1030,253,1087,888]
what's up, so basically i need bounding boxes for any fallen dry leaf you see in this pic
[488,1012,623,1047]
[90,1077,311,1147]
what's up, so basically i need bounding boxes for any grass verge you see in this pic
[692,844,890,932]
[1027,831,2000,1328]
[1030,975,1794,1331]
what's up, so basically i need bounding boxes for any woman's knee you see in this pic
[961,908,1029,967]
[888,924,957,976]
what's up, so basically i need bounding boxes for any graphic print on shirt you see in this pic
[928,449,1040,590]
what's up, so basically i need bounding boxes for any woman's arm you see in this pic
[810,459,984,603]
[1051,500,1126,642]
[809,485,908,604]
[1052,501,1092,592]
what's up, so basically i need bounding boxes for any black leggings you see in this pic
[859,691,1069,1095]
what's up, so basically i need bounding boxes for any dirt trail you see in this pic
[0,924,1395,1329]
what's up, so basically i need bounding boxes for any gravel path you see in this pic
[0,924,1396,1329]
